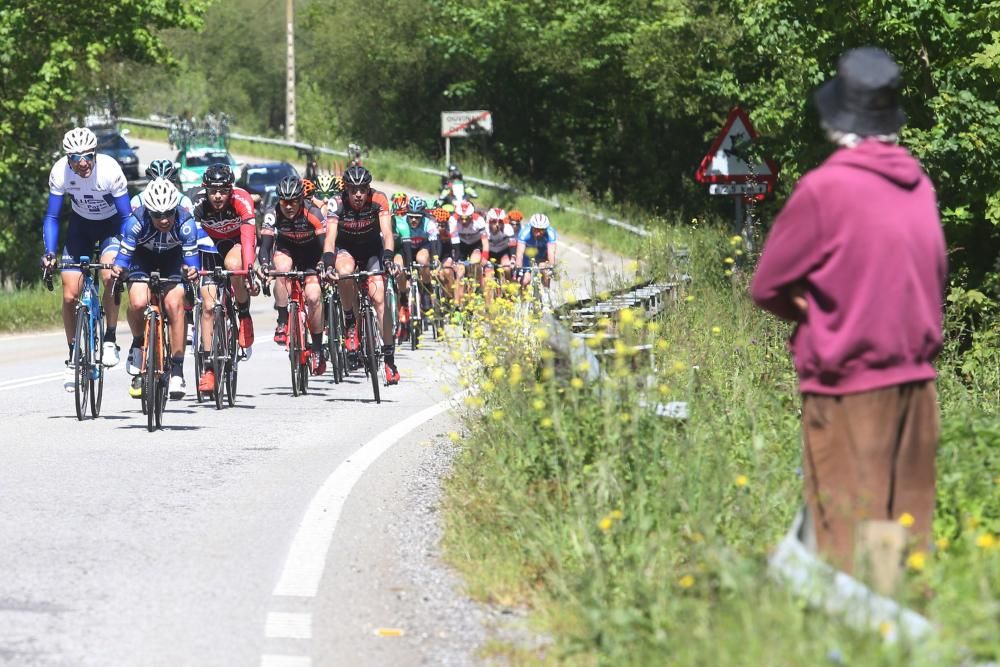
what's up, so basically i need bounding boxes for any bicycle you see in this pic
[196,267,251,409]
[322,276,347,384]
[335,269,387,403]
[405,262,441,350]
[266,270,316,397]
[129,271,184,432]
[515,264,556,315]
[45,258,115,420]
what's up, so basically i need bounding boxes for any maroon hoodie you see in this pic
[750,140,947,395]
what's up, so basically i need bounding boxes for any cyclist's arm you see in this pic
[515,241,526,267]
[378,208,394,255]
[115,216,142,270]
[111,192,132,222]
[233,191,258,270]
[42,193,64,255]
[546,228,557,266]
[321,213,339,267]
[479,223,489,262]
[258,209,276,266]
[179,216,202,272]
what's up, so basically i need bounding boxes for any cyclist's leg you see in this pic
[453,256,467,305]
[335,250,359,318]
[59,216,91,350]
[125,254,152,374]
[158,251,188,388]
[97,225,121,334]
[439,258,456,300]
[223,241,249,305]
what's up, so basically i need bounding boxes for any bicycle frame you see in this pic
[268,270,315,396]
[129,272,182,431]
[197,268,249,408]
[336,269,387,403]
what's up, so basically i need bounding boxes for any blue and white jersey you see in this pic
[408,214,440,245]
[115,206,201,270]
[43,154,132,254]
[130,191,215,254]
[517,224,557,250]
[49,154,128,220]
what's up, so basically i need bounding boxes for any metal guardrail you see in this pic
[119,116,651,238]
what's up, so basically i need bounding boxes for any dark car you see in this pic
[91,127,141,181]
[236,162,299,203]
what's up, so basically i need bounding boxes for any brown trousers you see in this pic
[801,381,939,574]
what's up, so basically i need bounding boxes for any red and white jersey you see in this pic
[448,213,487,245]
[487,222,515,254]
[189,186,256,241]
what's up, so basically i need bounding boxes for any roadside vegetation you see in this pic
[441,223,1000,665]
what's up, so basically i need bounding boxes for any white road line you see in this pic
[0,371,63,387]
[561,242,590,259]
[272,395,459,598]
[265,612,312,639]
[260,655,311,667]
[0,330,64,343]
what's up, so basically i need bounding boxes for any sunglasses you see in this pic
[207,187,231,195]
[279,198,302,205]
[68,152,96,164]
[150,208,177,219]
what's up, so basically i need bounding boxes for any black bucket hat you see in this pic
[814,47,907,136]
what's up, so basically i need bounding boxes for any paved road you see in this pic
[0,139,629,666]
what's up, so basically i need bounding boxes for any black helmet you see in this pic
[447,164,460,178]
[342,165,372,189]
[202,163,234,188]
[276,175,304,200]
[145,159,176,180]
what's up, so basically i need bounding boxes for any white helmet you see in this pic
[485,207,507,224]
[142,178,181,213]
[62,127,98,154]
[529,213,551,230]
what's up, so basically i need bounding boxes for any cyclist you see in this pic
[402,196,442,313]
[389,192,411,334]
[515,213,558,290]
[439,165,478,206]
[302,178,328,214]
[483,207,515,300]
[445,200,488,307]
[320,165,400,385]
[131,159,217,258]
[188,163,258,393]
[314,173,342,207]
[112,179,200,399]
[507,209,524,237]
[41,127,132,390]
[259,176,328,375]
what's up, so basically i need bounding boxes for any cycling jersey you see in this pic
[261,200,326,246]
[406,214,440,246]
[517,225,557,266]
[328,189,390,254]
[43,154,131,255]
[392,214,410,245]
[487,222,515,255]
[115,206,201,271]
[448,213,487,246]
[189,186,257,270]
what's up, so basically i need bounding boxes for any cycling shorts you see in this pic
[275,238,323,272]
[410,239,432,257]
[488,247,513,261]
[336,247,383,273]
[61,213,121,270]
[126,246,185,282]
[457,241,482,261]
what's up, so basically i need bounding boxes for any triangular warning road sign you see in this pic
[695,107,778,189]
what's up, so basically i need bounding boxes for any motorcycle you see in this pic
[440,178,478,207]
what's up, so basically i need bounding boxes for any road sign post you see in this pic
[441,110,493,167]
[695,107,778,245]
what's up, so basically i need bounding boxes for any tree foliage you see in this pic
[0,1,208,284]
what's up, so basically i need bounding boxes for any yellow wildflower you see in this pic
[448,431,461,443]
[491,409,505,421]
[730,235,742,245]
[711,326,721,335]
[610,509,623,520]
[673,360,686,372]
[685,295,695,303]
[534,327,549,341]
[627,260,640,272]
[906,551,926,572]
[484,353,498,366]
[540,417,553,428]
[656,339,669,351]
[576,360,591,373]
[898,513,915,528]
[491,367,506,380]
[935,537,949,551]
[570,377,584,389]
[509,364,523,386]
[646,321,661,335]
[541,367,554,380]
[724,269,733,277]
[678,575,695,589]
[481,380,495,393]
[658,384,671,396]
[734,474,749,487]
[532,398,546,411]
[976,533,996,549]
[879,622,893,639]
[598,517,613,532]
[619,413,631,423]
[619,308,635,326]
[724,257,735,265]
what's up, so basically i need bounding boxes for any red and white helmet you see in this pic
[485,207,506,224]
[455,200,475,220]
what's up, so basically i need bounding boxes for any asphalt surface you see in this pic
[0,138,629,666]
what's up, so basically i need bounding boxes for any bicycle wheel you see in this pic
[298,310,309,395]
[432,283,444,340]
[409,281,420,351]
[325,292,342,384]
[91,314,104,418]
[212,305,226,410]
[193,299,204,404]
[363,305,381,404]
[156,322,170,430]
[288,301,301,397]
[226,307,239,407]
[73,306,90,421]
[144,312,159,432]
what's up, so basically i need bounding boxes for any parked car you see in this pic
[176,143,239,192]
[236,162,299,203]
[91,126,141,181]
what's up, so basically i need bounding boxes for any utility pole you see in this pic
[285,0,296,141]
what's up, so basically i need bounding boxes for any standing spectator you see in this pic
[750,47,947,574]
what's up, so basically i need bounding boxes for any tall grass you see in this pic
[0,283,62,333]
[441,222,1000,666]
